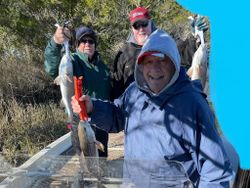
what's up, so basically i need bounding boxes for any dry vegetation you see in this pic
[0,47,68,166]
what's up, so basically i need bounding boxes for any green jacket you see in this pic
[44,39,111,100]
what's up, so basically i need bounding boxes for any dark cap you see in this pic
[75,26,96,42]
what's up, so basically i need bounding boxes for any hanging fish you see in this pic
[187,17,208,89]
[74,76,104,188]
[54,23,74,124]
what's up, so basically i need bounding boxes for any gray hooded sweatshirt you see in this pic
[91,29,233,188]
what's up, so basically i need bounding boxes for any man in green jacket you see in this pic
[44,25,111,157]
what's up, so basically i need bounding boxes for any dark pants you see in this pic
[93,127,108,157]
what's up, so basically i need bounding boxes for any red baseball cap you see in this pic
[129,7,150,25]
[137,51,165,64]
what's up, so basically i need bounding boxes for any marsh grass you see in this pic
[0,99,68,166]
[0,50,68,166]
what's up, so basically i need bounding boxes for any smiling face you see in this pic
[132,20,152,45]
[141,55,176,94]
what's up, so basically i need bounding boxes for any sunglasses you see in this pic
[80,39,95,45]
[132,21,149,30]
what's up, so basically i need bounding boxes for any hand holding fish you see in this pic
[53,26,70,44]
[71,95,93,115]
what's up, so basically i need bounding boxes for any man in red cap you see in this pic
[129,7,151,46]
[111,7,156,100]
[111,7,208,100]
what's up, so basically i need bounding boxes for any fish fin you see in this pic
[65,75,73,82]
[54,76,61,85]
[95,140,105,152]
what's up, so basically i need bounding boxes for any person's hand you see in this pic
[53,26,70,44]
[189,15,208,34]
[195,15,208,32]
[71,95,93,114]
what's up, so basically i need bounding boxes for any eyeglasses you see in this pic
[80,39,95,45]
[132,21,149,30]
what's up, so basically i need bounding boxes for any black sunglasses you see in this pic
[80,39,95,45]
[132,21,149,30]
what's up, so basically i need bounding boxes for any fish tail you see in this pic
[54,76,61,85]
[95,140,105,152]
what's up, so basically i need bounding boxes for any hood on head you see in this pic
[134,29,181,95]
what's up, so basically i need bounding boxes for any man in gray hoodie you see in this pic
[72,29,233,187]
